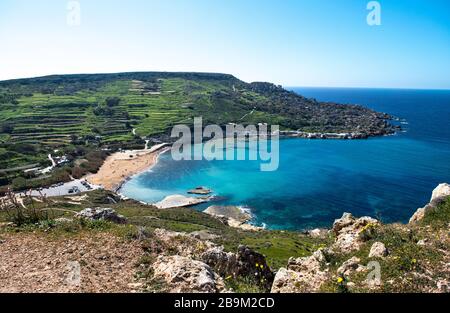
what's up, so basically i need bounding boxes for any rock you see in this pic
[54,217,73,224]
[127,282,143,289]
[203,206,252,223]
[437,280,449,293]
[151,255,224,293]
[431,183,450,202]
[188,187,212,195]
[417,239,429,246]
[307,228,328,239]
[189,230,219,241]
[410,183,450,223]
[203,206,263,231]
[75,208,127,224]
[202,245,274,289]
[152,229,214,258]
[369,242,389,258]
[331,213,380,253]
[227,218,263,231]
[154,195,209,209]
[271,249,328,293]
[337,257,365,277]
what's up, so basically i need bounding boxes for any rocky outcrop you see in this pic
[204,206,251,223]
[151,255,225,293]
[337,257,366,276]
[203,205,262,231]
[151,228,214,258]
[369,242,389,258]
[410,183,450,223]
[154,195,210,209]
[306,228,329,239]
[202,245,274,289]
[332,213,380,253]
[188,187,212,195]
[271,249,329,293]
[75,208,126,224]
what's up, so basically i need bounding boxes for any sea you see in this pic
[120,88,450,231]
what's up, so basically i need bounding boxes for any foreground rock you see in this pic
[332,213,380,253]
[337,257,366,276]
[271,250,329,293]
[154,195,209,209]
[202,245,274,289]
[410,183,450,223]
[151,255,225,293]
[369,242,389,258]
[75,208,127,224]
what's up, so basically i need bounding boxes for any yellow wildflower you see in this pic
[337,277,344,284]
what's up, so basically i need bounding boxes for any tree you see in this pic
[105,97,121,107]
[0,123,14,134]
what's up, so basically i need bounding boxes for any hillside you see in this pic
[0,72,396,192]
[0,184,448,293]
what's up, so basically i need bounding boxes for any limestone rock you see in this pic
[202,245,274,289]
[75,208,126,224]
[154,195,209,209]
[204,206,251,223]
[189,230,220,241]
[271,249,329,293]
[369,242,389,258]
[337,257,365,277]
[331,213,379,253]
[307,228,328,239]
[431,183,450,202]
[151,229,214,258]
[151,255,224,293]
[410,183,450,224]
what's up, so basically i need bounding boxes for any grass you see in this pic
[1,72,393,191]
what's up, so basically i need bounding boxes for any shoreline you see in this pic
[86,144,170,192]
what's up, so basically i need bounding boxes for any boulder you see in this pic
[202,245,274,289]
[271,249,329,293]
[151,255,224,293]
[75,208,126,224]
[189,230,220,241]
[369,242,389,258]
[307,228,328,239]
[337,257,365,277]
[410,183,450,223]
[331,213,380,253]
[431,183,450,202]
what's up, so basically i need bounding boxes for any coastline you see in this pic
[86,144,170,192]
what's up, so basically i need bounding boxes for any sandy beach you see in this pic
[86,144,170,191]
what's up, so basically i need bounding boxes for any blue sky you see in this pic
[0,0,449,89]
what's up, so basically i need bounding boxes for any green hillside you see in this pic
[0,72,395,191]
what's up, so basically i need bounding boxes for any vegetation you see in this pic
[0,72,395,191]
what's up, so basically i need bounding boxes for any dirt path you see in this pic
[0,232,144,293]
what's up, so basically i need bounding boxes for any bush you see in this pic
[105,97,121,107]
[0,123,14,134]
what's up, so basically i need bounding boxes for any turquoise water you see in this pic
[121,88,450,230]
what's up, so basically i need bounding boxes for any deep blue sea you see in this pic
[121,88,450,231]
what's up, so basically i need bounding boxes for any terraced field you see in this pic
[0,72,395,191]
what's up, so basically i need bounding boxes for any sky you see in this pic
[0,0,449,89]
